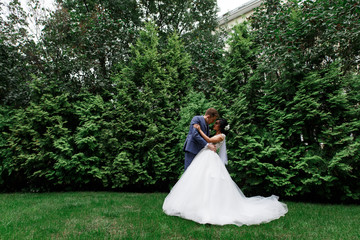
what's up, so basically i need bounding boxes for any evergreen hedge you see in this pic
[216,0,360,202]
[1,0,359,202]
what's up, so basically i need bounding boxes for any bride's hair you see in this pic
[218,119,229,135]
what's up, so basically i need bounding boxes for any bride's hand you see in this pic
[193,124,200,131]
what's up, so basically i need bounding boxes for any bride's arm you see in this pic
[193,124,224,143]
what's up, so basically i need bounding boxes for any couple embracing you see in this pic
[163,108,288,227]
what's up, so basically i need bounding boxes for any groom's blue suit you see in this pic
[183,115,210,170]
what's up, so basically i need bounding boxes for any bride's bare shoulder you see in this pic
[212,133,225,142]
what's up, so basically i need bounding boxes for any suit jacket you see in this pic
[183,115,209,155]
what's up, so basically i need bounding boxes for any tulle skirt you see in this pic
[162,149,288,226]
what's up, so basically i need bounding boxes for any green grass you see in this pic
[0,192,359,239]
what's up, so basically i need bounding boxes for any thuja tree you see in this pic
[2,76,75,191]
[139,0,225,95]
[0,22,195,191]
[109,22,195,190]
[1,76,124,191]
[253,0,360,202]
[213,22,293,197]
[219,0,360,202]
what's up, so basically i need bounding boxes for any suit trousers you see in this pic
[184,151,197,171]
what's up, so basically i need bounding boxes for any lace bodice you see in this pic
[215,134,227,165]
[215,134,226,150]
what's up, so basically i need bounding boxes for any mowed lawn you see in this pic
[0,192,359,239]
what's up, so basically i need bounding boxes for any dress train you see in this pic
[163,147,288,226]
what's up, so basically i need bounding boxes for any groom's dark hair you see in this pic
[205,108,219,118]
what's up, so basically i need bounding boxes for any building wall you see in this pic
[217,0,262,31]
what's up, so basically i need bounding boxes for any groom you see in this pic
[183,108,219,170]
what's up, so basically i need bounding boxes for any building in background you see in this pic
[218,0,262,30]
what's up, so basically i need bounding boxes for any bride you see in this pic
[162,119,288,226]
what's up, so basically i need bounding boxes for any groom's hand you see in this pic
[208,144,216,152]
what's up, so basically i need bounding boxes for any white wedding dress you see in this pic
[163,134,288,226]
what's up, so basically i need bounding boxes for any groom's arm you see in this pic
[190,116,208,148]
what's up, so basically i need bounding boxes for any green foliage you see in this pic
[111,22,195,189]
[1,0,222,191]
[2,76,72,190]
[138,0,225,94]
[0,106,14,185]
[1,0,359,203]
[0,1,32,106]
[0,23,196,192]
[37,0,141,95]
[4,0,222,98]
[216,0,360,202]
[250,0,360,74]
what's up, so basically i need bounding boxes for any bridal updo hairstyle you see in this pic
[218,119,229,135]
